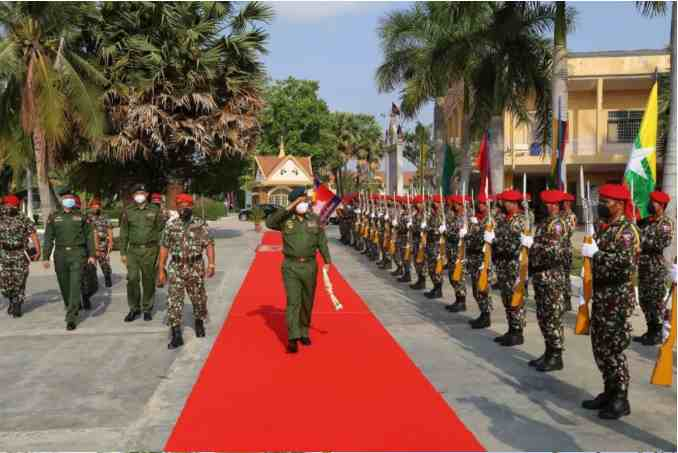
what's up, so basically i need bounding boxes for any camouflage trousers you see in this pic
[446,243,467,298]
[496,259,526,330]
[412,240,427,277]
[427,241,443,285]
[167,262,208,328]
[533,271,564,350]
[563,250,573,308]
[590,283,634,391]
[95,249,112,279]
[639,261,669,331]
[0,251,29,307]
[467,254,492,313]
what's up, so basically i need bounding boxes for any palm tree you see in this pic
[551,1,569,191]
[0,2,107,219]
[88,2,273,207]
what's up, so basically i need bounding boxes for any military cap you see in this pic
[598,184,630,201]
[477,193,494,203]
[176,193,193,206]
[500,189,523,202]
[563,193,575,202]
[650,191,671,205]
[288,187,306,203]
[540,190,566,204]
[131,183,148,193]
[2,194,20,207]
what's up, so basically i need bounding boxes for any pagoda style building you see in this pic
[250,139,314,207]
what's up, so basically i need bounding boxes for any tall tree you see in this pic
[0,2,107,219]
[551,1,569,191]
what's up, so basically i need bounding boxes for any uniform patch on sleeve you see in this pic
[285,220,294,230]
[307,220,318,228]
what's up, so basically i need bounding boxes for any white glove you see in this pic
[420,222,427,229]
[370,213,375,219]
[407,221,413,228]
[391,220,397,227]
[520,234,534,249]
[378,212,384,218]
[459,227,467,239]
[354,209,361,214]
[484,230,495,244]
[671,263,677,283]
[385,214,389,221]
[470,216,478,224]
[581,241,599,258]
[438,224,447,234]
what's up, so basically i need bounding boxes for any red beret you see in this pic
[540,190,566,204]
[2,195,20,207]
[88,198,102,208]
[432,194,443,203]
[563,193,575,202]
[650,191,670,205]
[73,195,81,207]
[176,193,193,205]
[500,189,523,202]
[477,193,494,203]
[598,184,630,202]
[151,193,162,202]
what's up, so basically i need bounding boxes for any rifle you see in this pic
[452,182,467,281]
[478,183,494,293]
[511,173,530,307]
[389,195,398,256]
[404,192,413,262]
[435,186,448,275]
[416,188,428,264]
[383,195,391,250]
[575,166,593,335]
[651,256,676,386]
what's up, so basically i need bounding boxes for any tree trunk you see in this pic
[26,167,34,220]
[489,115,505,194]
[663,1,676,262]
[433,97,448,193]
[33,128,53,222]
[552,1,569,190]
[166,177,185,210]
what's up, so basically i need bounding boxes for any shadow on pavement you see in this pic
[247,305,288,350]
[210,229,243,239]
[22,289,63,314]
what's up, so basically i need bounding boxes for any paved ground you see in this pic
[0,217,675,451]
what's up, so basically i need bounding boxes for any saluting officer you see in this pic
[120,184,163,322]
[266,187,332,354]
[42,191,96,330]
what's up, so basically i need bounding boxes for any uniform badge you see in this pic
[285,220,294,230]
[73,216,81,221]
[307,221,318,228]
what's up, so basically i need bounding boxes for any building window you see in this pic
[607,110,643,143]
[269,188,289,207]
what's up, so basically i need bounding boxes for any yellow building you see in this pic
[250,142,314,207]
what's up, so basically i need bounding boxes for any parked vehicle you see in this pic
[239,203,279,221]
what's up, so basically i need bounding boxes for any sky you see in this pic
[261,1,673,132]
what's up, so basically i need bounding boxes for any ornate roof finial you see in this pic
[278,136,285,158]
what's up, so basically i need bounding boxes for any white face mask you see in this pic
[134,194,147,204]
[62,198,76,209]
[295,202,309,215]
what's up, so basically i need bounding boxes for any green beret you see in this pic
[288,187,306,203]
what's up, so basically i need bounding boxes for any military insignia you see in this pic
[54,216,63,222]
[146,213,155,218]
[72,216,81,221]
[307,221,318,228]
[285,220,294,230]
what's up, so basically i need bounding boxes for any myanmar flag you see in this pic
[624,81,658,218]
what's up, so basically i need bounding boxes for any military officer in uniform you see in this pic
[266,187,332,354]
[445,195,468,311]
[120,184,163,322]
[424,197,443,299]
[580,184,639,419]
[0,195,40,318]
[466,193,492,328]
[634,190,674,345]
[410,196,428,290]
[42,191,96,330]
[88,198,114,288]
[157,193,216,349]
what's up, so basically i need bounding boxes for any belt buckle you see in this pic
[65,246,72,251]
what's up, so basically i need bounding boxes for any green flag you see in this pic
[441,144,456,196]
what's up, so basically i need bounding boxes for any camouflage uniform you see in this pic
[426,210,442,285]
[529,214,569,351]
[638,213,674,339]
[493,212,527,332]
[561,211,577,309]
[0,211,35,313]
[396,208,412,281]
[161,217,214,328]
[89,213,113,285]
[591,217,639,393]
[411,210,428,281]
[466,213,492,314]
[446,211,467,300]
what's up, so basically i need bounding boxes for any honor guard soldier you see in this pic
[396,197,413,283]
[42,191,96,330]
[424,196,443,299]
[120,184,163,322]
[266,187,332,354]
[157,194,216,349]
[524,190,570,372]
[445,195,468,311]
[634,190,674,346]
[0,195,40,318]
[410,196,428,290]
[88,198,113,288]
[466,193,492,328]
[580,184,640,419]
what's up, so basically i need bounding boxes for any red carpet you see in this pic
[165,231,484,451]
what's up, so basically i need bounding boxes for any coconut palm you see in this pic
[0,1,107,219]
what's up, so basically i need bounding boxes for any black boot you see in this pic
[470,311,491,329]
[81,295,91,310]
[7,298,15,317]
[104,273,113,288]
[446,296,467,312]
[641,325,662,346]
[390,265,403,277]
[124,310,141,322]
[382,259,393,271]
[633,328,651,344]
[168,326,184,349]
[409,275,426,290]
[425,283,443,299]
[397,270,412,283]
[537,347,563,372]
[195,319,205,338]
[598,388,631,419]
[582,381,612,410]
[494,327,511,343]
[12,302,22,318]
[500,328,524,347]
[529,347,547,368]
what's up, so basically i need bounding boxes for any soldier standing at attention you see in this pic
[0,195,40,318]
[42,191,96,331]
[487,190,527,347]
[445,195,468,311]
[410,196,428,290]
[120,184,163,322]
[580,184,639,419]
[157,194,215,349]
[466,193,492,329]
[634,190,674,346]
[524,190,570,372]
[396,197,413,283]
[88,198,114,288]
[424,198,443,299]
[266,187,332,354]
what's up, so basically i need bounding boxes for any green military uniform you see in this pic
[266,206,332,341]
[42,209,95,326]
[120,201,163,313]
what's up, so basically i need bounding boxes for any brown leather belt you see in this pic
[286,255,314,263]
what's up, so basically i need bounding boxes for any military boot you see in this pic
[632,329,651,344]
[598,388,631,419]
[641,325,662,346]
[104,273,113,288]
[398,270,412,283]
[425,283,443,299]
[582,381,612,410]
[445,295,466,312]
[7,298,16,317]
[381,259,393,271]
[390,264,402,276]
[409,275,426,290]
[195,319,205,338]
[494,327,511,343]
[470,311,491,329]
[500,328,524,347]
[537,347,563,372]
[12,302,22,318]
[168,327,184,349]
[528,347,547,368]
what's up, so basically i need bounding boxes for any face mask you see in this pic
[134,194,147,204]
[62,198,76,209]
[295,202,309,215]
[179,208,193,221]
[647,203,656,215]
[597,203,610,219]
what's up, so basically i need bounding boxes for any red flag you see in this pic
[476,131,492,196]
